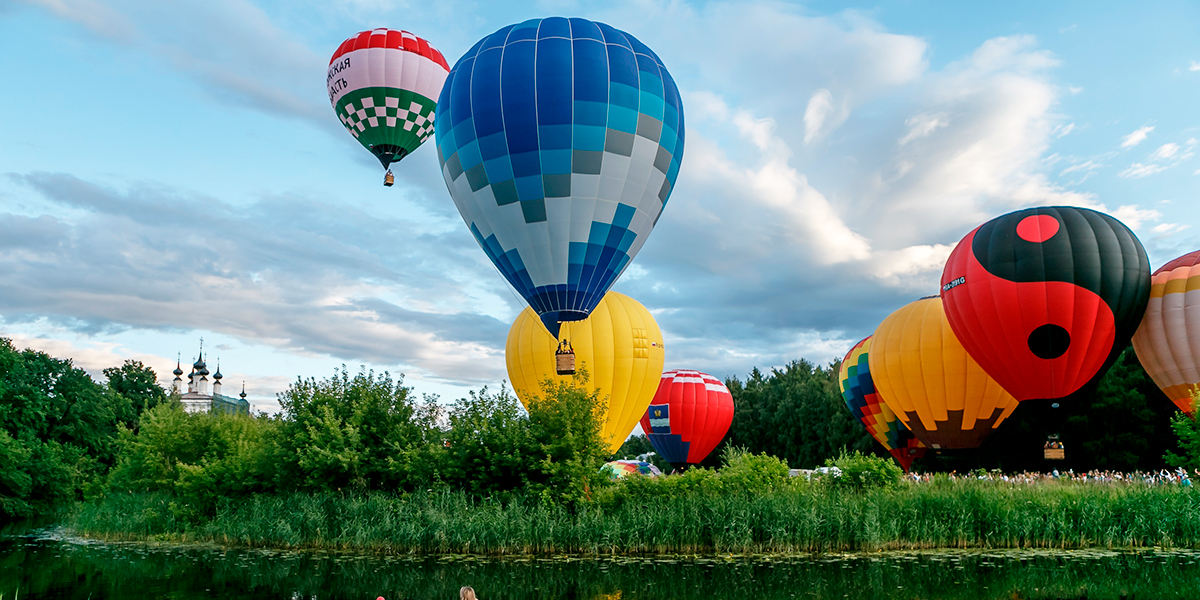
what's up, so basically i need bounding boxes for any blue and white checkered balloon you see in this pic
[435,17,685,337]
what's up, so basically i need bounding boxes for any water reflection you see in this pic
[2,524,1199,600]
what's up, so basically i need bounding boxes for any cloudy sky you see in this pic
[3,0,1198,412]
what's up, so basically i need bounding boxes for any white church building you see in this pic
[171,344,250,415]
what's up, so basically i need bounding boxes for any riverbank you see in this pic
[68,479,1200,555]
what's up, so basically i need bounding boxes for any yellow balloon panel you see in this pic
[869,296,1018,449]
[506,292,665,453]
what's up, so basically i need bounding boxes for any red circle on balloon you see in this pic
[1016,215,1060,243]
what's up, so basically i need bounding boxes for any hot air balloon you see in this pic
[1132,250,1200,413]
[435,17,685,338]
[328,29,450,185]
[869,296,1019,449]
[506,291,665,453]
[940,206,1151,402]
[602,460,662,479]
[638,369,734,468]
[838,337,926,471]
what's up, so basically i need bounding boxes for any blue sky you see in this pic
[2,0,1198,412]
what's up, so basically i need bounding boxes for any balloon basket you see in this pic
[384,170,395,187]
[555,340,576,375]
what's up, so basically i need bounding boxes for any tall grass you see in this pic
[69,479,1200,555]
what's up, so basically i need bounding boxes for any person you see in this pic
[461,587,478,600]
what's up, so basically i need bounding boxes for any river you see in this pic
[3,523,1199,599]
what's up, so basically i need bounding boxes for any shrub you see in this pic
[821,449,902,491]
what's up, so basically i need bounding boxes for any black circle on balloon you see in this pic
[1028,324,1071,359]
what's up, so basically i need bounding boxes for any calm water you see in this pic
[4,524,1200,600]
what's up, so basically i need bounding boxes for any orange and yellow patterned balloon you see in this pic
[869,296,1019,450]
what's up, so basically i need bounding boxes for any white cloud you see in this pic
[1191,61,1200,72]
[1053,122,1075,138]
[1150,143,1180,160]
[22,0,136,39]
[1121,126,1154,148]
[1060,160,1101,176]
[898,112,948,145]
[1119,163,1168,178]
[803,89,838,145]
[1109,205,1162,230]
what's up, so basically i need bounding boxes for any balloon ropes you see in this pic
[638,369,734,469]
[328,29,450,185]
[870,296,1019,450]
[1132,250,1200,413]
[838,337,926,471]
[940,206,1151,402]
[506,291,665,454]
[435,17,685,340]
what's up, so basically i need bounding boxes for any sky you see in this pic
[2,0,1198,413]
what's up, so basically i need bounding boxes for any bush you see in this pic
[821,449,902,491]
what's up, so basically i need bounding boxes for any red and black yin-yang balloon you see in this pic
[940,206,1150,402]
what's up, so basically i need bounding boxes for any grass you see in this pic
[67,478,1200,555]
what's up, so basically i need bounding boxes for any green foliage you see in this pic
[0,338,133,519]
[724,360,874,469]
[822,449,903,491]
[1166,388,1200,470]
[716,446,790,493]
[105,403,282,520]
[275,366,429,491]
[103,360,169,427]
[71,480,1200,554]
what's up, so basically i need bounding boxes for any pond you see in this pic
[3,523,1199,600]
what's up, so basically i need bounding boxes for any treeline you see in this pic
[0,336,1192,524]
[0,338,166,518]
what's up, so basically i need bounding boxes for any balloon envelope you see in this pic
[1132,250,1200,413]
[506,291,665,453]
[638,369,734,466]
[328,29,450,169]
[838,336,926,471]
[870,296,1019,449]
[603,460,662,479]
[435,17,685,337]
[940,206,1150,401]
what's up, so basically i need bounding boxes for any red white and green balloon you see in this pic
[328,29,451,170]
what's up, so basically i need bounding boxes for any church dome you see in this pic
[213,367,223,381]
[173,365,184,376]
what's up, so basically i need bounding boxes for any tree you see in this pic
[1166,388,1200,470]
[724,360,874,468]
[0,338,133,518]
[276,366,427,491]
[103,360,168,427]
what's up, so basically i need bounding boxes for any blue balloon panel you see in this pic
[436,17,685,337]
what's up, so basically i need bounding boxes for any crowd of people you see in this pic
[907,467,1197,486]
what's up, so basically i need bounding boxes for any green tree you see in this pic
[275,366,431,491]
[1166,388,1200,470]
[724,360,873,468]
[0,338,133,518]
[103,360,168,427]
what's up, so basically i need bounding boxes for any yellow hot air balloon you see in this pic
[506,292,665,453]
[869,296,1019,449]
[1132,250,1200,413]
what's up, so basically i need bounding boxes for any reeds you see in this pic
[68,479,1200,555]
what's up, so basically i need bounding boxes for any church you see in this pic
[171,344,250,415]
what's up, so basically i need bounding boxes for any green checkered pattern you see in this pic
[336,87,438,156]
